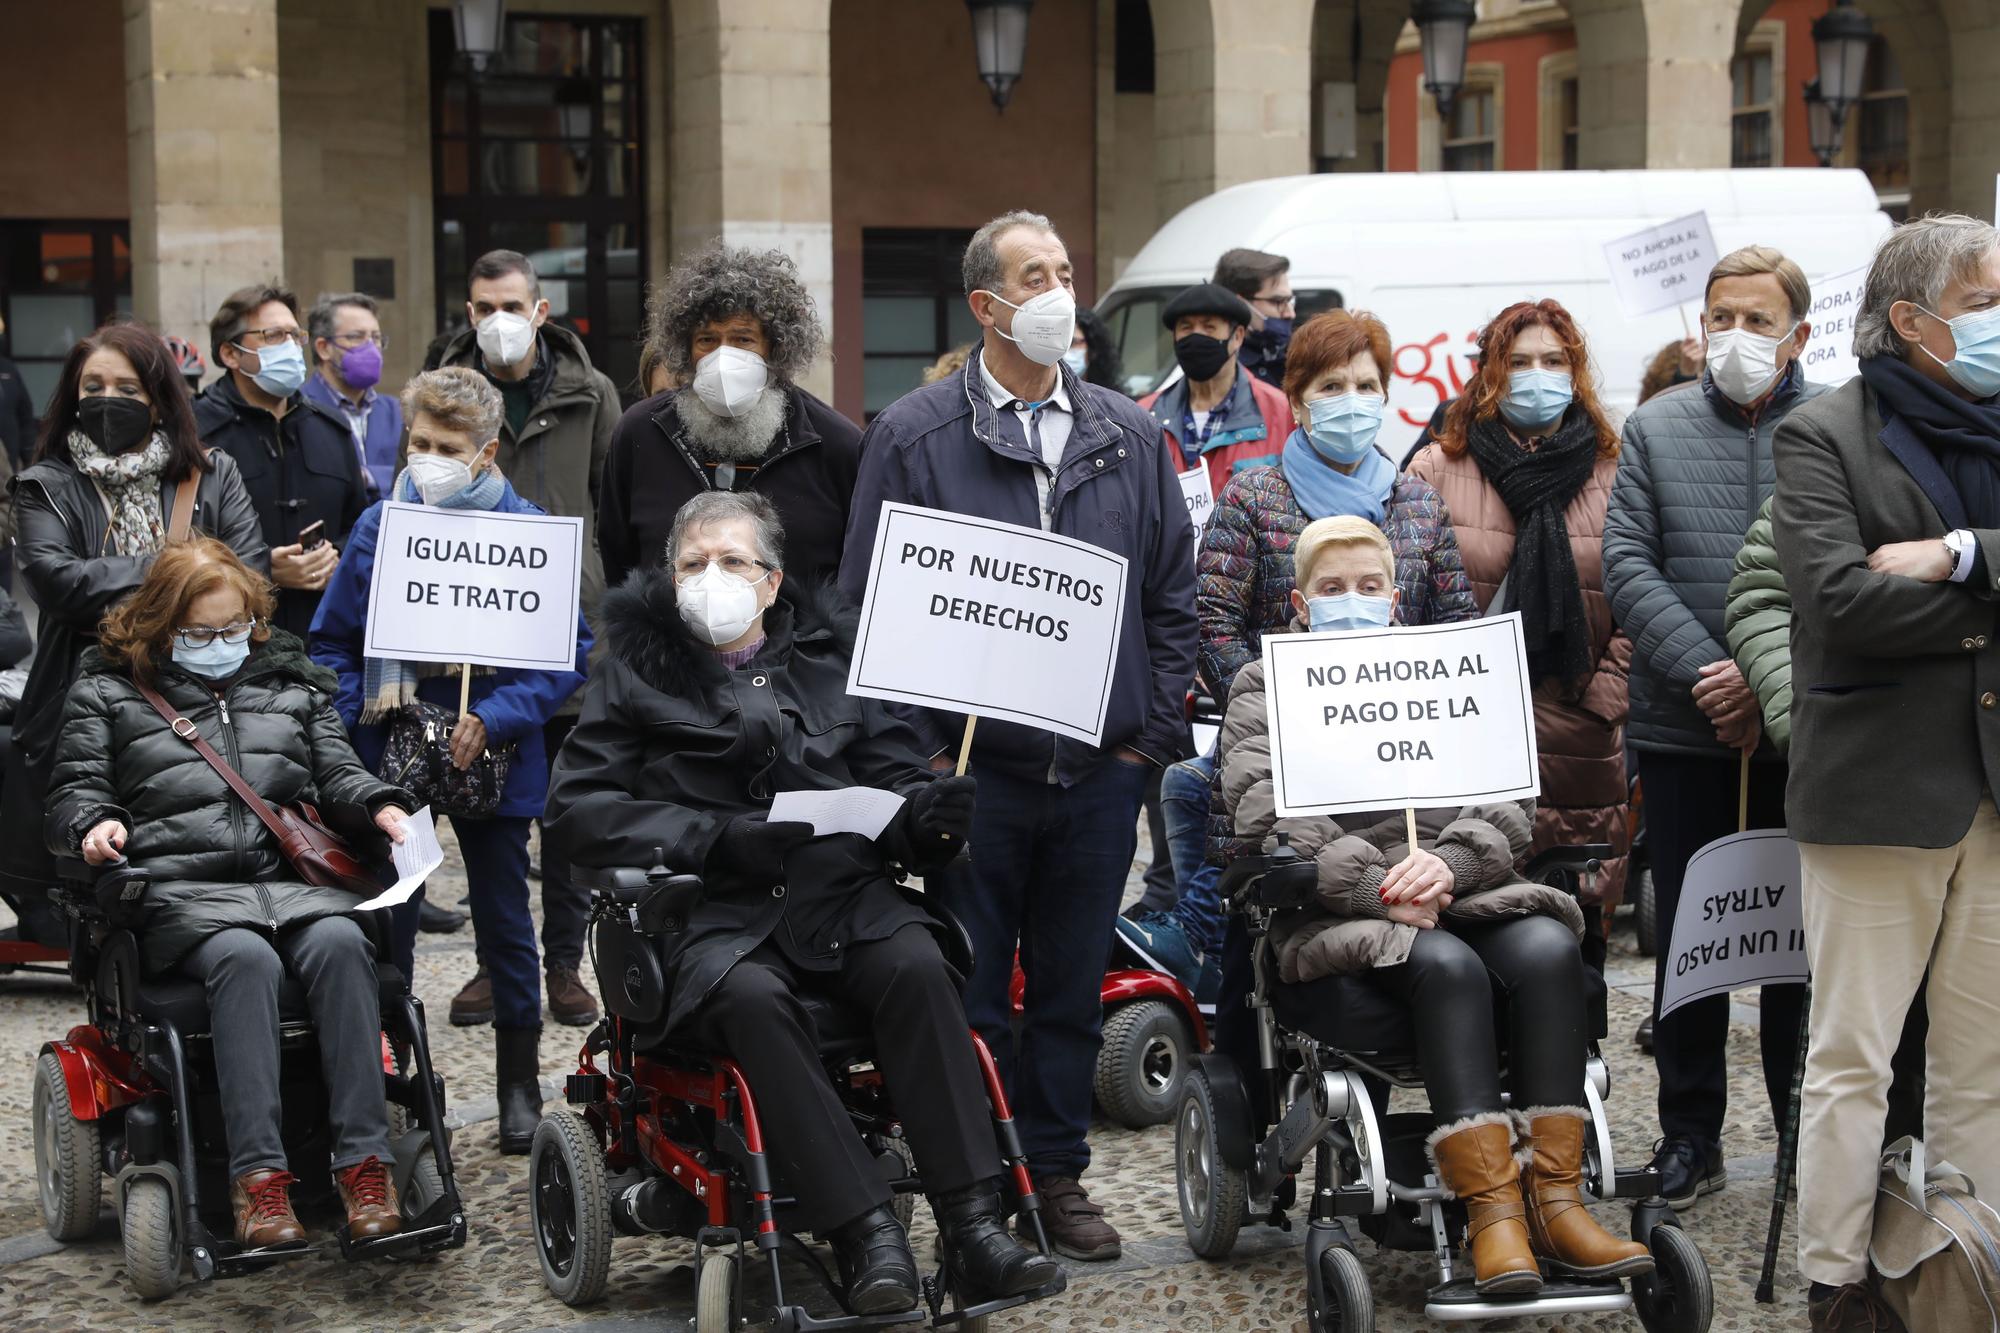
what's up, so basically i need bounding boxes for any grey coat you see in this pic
[1771,376,2000,847]
[1604,371,1827,755]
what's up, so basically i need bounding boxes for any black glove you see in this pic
[904,775,976,847]
[711,815,815,886]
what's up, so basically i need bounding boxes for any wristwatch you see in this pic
[1943,529,1971,579]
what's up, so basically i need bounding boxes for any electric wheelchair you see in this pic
[528,852,1068,1332]
[1174,838,1713,1331]
[30,856,467,1300]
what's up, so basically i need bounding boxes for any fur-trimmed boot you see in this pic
[1427,1112,1543,1294]
[1517,1107,1654,1278]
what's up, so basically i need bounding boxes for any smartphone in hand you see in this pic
[298,519,327,551]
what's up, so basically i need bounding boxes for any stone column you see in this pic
[1569,0,1735,169]
[124,0,284,357]
[670,0,834,401]
[1152,0,1314,222]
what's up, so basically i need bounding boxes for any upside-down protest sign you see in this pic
[1658,830,1807,1019]
[1263,615,1539,818]
[844,502,1128,746]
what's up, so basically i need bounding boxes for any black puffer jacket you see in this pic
[544,573,956,1036]
[45,630,413,975]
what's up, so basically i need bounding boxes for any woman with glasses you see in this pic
[1,321,266,950]
[310,367,590,1155]
[47,535,416,1248]
[302,292,402,499]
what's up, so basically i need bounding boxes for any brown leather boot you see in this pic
[1426,1113,1542,1295]
[449,966,494,1026]
[1517,1108,1654,1278]
[336,1155,402,1240]
[231,1169,305,1247]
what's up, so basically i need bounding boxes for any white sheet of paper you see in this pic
[767,787,908,840]
[351,806,446,912]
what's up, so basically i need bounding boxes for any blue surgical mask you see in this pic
[1917,303,2000,399]
[1307,591,1394,632]
[1061,346,1089,377]
[173,636,251,679]
[1303,392,1385,466]
[243,338,308,398]
[1500,368,1573,431]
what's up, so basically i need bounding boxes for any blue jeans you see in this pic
[1161,749,1225,956]
[392,815,542,1030]
[947,758,1149,1179]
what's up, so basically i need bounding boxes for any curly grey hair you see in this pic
[1854,214,2000,361]
[645,244,824,385]
[400,367,504,444]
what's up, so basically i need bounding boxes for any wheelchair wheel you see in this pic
[122,1176,180,1301]
[33,1051,102,1242]
[388,1103,448,1223]
[1096,1000,1191,1129]
[1632,1223,1713,1333]
[881,1136,917,1233]
[695,1249,738,1333]
[1175,1069,1246,1259]
[1632,866,1658,956]
[1307,1244,1374,1333]
[530,1111,613,1307]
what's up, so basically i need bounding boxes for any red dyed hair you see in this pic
[1282,310,1394,408]
[1439,300,1619,458]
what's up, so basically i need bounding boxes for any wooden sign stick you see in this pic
[1406,807,1419,862]
[1737,749,1752,834]
[459,662,472,718]
[955,715,978,778]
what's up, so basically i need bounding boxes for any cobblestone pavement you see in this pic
[0,825,1808,1331]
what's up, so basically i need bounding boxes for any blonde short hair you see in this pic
[1294,515,1395,589]
[1705,245,1812,324]
[400,366,504,444]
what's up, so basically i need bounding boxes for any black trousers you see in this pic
[1640,749,1805,1148]
[1131,769,1180,915]
[537,715,590,970]
[690,924,1000,1234]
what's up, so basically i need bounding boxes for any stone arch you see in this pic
[1307,0,1410,173]
[1149,0,1315,217]
[1566,0,1738,168]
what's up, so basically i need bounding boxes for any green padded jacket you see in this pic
[1724,496,1793,753]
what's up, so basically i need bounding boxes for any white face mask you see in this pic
[691,345,772,419]
[407,454,473,505]
[476,310,536,368]
[982,286,1076,367]
[676,561,771,646]
[1706,322,1798,405]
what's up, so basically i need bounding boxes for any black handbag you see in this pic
[378,699,514,819]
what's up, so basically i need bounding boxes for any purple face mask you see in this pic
[338,340,383,391]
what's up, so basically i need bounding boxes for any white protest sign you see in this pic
[363,501,583,671]
[1659,829,1807,1019]
[846,502,1128,746]
[1178,466,1214,553]
[1800,265,1867,387]
[1602,212,1721,317]
[1263,614,1539,818]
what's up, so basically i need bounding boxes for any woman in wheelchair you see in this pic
[45,537,418,1249]
[1218,516,1653,1296]
[544,491,1060,1316]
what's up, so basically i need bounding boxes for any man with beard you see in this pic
[599,244,859,590]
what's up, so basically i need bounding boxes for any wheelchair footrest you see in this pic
[782,1306,928,1332]
[1423,1275,1630,1322]
[929,1275,1069,1328]
[207,1237,312,1279]
[336,1197,469,1263]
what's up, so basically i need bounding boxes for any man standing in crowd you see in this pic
[432,249,618,1030]
[1212,247,1295,389]
[599,243,859,591]
[1605,245,1820,1210]
[840,210,1197,1262]
[198,284,368,640]
[303,292,401,500]
[1140,283,1296,494]
[0,312,34,470]
[1774,214,2000,1333]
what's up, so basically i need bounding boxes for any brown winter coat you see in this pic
[1405,442,1632,908]
[1218,648,1584,985]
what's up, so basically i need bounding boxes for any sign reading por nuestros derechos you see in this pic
[363,501,583,671]
[1658,829,1807,1019]
[1264,615,1539,818]
[845,502,1128,746]
[1602,211,1721,317]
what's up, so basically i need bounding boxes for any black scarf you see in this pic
[1858,354,2000,528]
[1465,406,1600,683]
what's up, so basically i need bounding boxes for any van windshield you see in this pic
[1096,285,1344,398]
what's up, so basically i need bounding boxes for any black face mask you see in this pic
[77,395,155,455]
[1174,331,1236,383]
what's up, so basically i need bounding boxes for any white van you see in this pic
[1095,169,1891,461]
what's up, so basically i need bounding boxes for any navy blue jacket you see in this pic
[838,349,1198,786]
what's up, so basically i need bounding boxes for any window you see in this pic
[428,11,646,397]
[861,230,978,419]
[0,221,132,418]
[1858,36,1909,207]
[1442,87,1497,172]
[1114,0,1154,95]
[1731,49,1774,167]
[1559,77,1580,169]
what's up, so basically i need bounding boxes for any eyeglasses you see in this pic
[673,555,771,581]
[1252,293,1297,313]
[173,620,259,648]
[235,327,306,349]
[330,331,387,349]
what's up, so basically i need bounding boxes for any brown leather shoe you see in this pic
[1028,1174,1120,1261]
[545,964,600,1027]
[1809,1281,1905,1332]
[449,966,494,1026]
[231,1169,305,1247]
[1517,1108,1654,1278]
[336,1155,402,1240]
[1427,1113,1542,1295]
